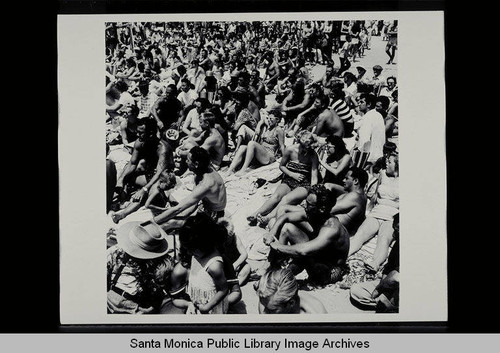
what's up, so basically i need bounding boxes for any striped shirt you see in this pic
[330,98,353,123]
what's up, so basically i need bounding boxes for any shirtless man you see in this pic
[327,167,368,235]
[289,94,344,139]
[176,112,226,170]
[152,146,227,231]
[262,52,280,92]
[312,94,344,139]
[114,118,175,205]
[263,184,350,286]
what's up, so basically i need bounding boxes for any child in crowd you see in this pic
[217,218,251,285]
[177,213,229,314]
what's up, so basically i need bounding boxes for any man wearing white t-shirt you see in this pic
[355,93,386,166]
[177,78,198,111]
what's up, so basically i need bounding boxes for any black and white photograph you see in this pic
[58,12,446,324]
[104,19,400,316]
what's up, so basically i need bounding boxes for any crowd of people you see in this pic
[105,19,399,315]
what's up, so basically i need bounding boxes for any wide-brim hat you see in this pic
[116,221,169,259]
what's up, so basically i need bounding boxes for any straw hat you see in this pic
[116,221,169,259]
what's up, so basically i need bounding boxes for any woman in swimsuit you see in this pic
[318,135,353,188]
[348,152,399,272]
[226,111,285,176]
[247,130,319,227]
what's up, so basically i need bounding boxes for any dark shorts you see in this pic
[198,202,225,221]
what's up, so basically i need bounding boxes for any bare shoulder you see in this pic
[159,140,172,153]
[321,217,348,238]
[322,217,340,229]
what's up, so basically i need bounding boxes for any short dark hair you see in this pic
[316,93,330,108]
[137,117,158,135]
[189,146,210,173]
[349,166,369,188]
[195,97,210,111]
[238,71,250,83]
[360,93,376,108]
[177,65,187,76]
[115,80,129,92]
[343,72,356,82]
[201,112,216,127]
[232,91,250,106]
[383,141,398,155]
[387,76,397,84]
[166,84,178,95]
[179,213,227,254]
[376,96,391,111]
[308,184,336,211]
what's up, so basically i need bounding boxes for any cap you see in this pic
[373,65,383,71]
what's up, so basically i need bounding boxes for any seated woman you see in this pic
[281,79,311,128]
[226,111,285,176]
[254,267,327,314]
[259,135,353,228]
[348,152,399,272]
[247,130,319,227]
[318,135,353,189]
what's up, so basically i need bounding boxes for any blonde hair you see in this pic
[256,268,299,313]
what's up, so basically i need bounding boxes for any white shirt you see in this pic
[344,82,358,99]
[184,107,201,132]
[356,109,386,163]
[117,91,135,112]
[177,89,198,108]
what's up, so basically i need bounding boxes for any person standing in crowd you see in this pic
[385,21,398,65]
[354,93,386,168]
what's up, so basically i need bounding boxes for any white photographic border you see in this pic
[58,11,446,325]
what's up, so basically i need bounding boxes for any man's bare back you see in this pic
[196,169,227,212]
[316,109,344,137]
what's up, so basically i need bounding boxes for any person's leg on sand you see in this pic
[348,217,380,257]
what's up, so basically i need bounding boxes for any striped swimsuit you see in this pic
[330,99,354,137]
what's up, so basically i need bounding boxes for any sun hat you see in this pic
[116,221,169,259]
